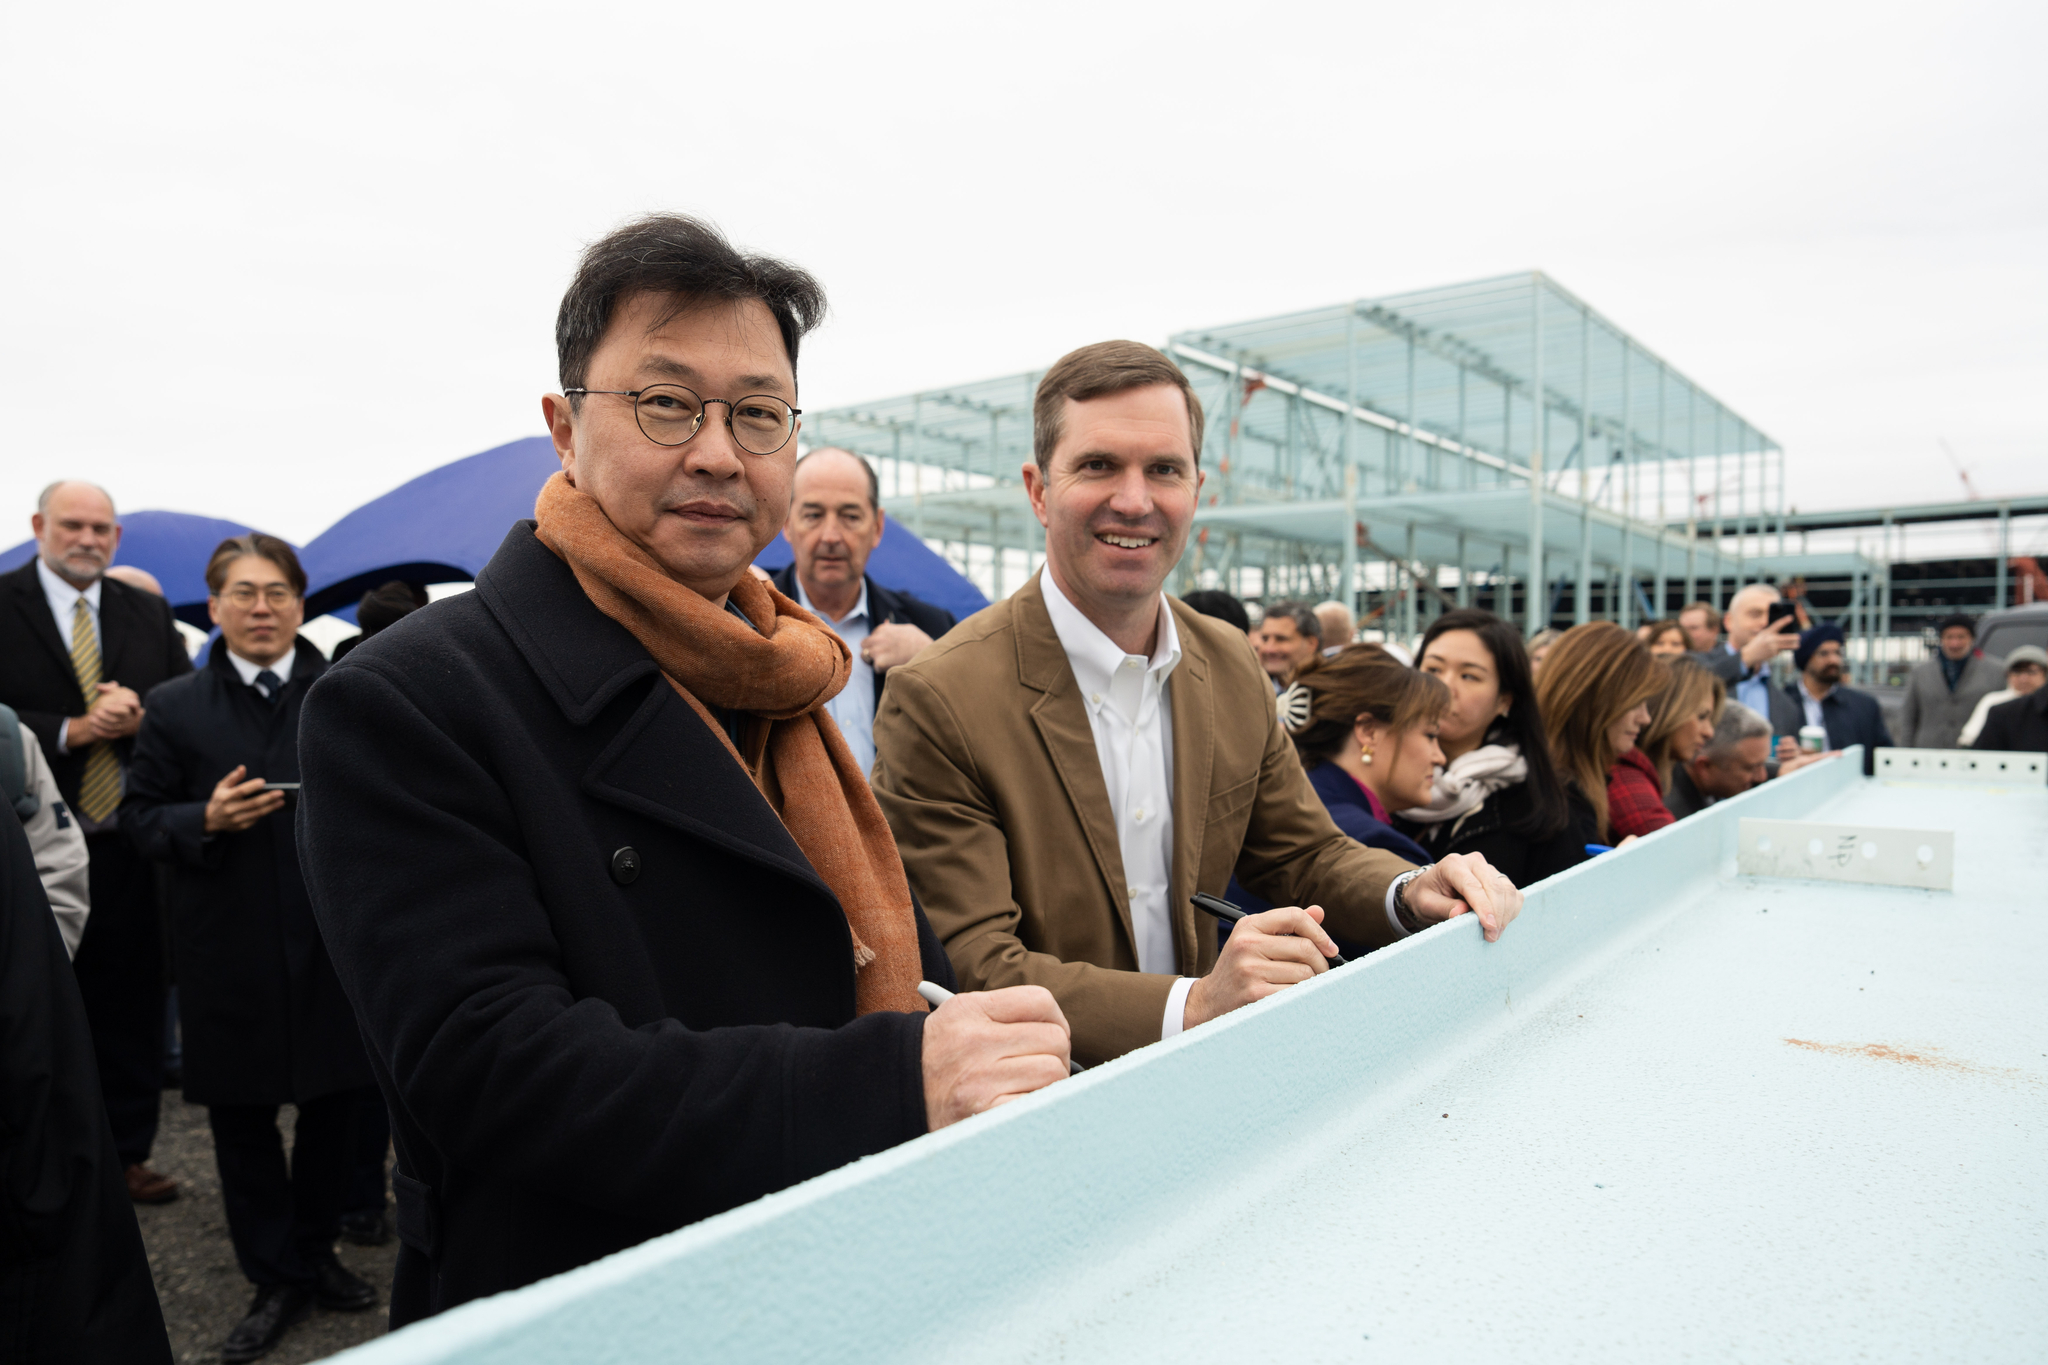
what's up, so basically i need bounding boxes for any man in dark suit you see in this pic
[295,213,1069,1328]
[768,447,955,776]
[1765,623,1893,775]
[1699,583,1803,719]
[0,481,192,1205]
[125,535,380,1362]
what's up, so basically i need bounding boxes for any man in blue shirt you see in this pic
[1701,583,1802,718]
[770,448,955,775]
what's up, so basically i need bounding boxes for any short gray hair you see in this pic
[37,480,116,516]
[1260,599,1321,642]
[1727,582,1780,614]
[1704,700,1773,757]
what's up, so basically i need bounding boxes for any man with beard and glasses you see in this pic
[767,447,955,776]
[294,214,1070,1327]
[871,340,1524,1067]
[1766,624,1891,774]
[0,481,192,1206]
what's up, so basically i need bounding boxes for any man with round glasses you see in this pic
[296,213,1072,1326]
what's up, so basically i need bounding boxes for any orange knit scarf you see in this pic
[533,472,926,1016]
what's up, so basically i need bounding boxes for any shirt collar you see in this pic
[37,556,101,612]
[226,646,295,688]
[794,576,870,628]
[1038,566,1181,698]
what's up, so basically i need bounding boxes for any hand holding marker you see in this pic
[919,981,1084,1074]
[1190,892,1350,966]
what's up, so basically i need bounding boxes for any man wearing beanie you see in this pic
[1767,623,1892,774]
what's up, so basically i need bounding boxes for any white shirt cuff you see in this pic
[1385,869,1425,938]
[1161,975,1197,1040]
[55,721,71,755]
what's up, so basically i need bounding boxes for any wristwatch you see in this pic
[1392,867,1429,934]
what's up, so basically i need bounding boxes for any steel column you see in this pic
[1341,308,1359,621]
[1527,276,1546,637]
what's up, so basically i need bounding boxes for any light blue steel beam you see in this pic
[332,752,2046,1364]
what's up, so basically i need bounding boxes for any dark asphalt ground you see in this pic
[135,1093,399,1364]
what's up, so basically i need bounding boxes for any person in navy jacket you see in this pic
[1765,624,1893,774]
[1229,644,1445,953]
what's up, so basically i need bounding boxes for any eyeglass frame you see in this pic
[563,384,803,455]
[213,584,301,607]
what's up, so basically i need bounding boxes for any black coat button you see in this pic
[610,847,640,885]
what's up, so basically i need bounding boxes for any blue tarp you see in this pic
[0,510,272,627]
[298,438,563,620]
[753,522,989,623]
[299,436,989,624]
[5,439,991,630]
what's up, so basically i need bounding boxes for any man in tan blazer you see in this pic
[873,341,1521,1065]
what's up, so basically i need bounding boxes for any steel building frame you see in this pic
[800,272,1892,676]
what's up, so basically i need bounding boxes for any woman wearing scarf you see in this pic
[1393,610,1587,886]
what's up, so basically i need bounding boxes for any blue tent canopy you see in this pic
[0,510,271,627]
[298,437,563,620]
[4,439,991,631]
[753,522,988,623]
[300,436,989,624]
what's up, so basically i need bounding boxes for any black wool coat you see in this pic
[1393,776,1589,888]
[295,523,955,1328]
[0,560,191,810]
[1973,688,2048,754]
[0,815,172,1364]
[122,640,370,1107]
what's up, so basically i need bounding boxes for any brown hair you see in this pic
[1638,656,1725,791]
[1290,644,1450,772]
[204,534,306,597]
[1032,341,1205,472]
[1533,622,1666,840]
[1678,600,1718,625]
[1643,619,1688,653]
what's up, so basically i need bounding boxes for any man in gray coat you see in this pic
[1897,613,2006,750]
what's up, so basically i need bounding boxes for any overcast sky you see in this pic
[4,0,2042,553]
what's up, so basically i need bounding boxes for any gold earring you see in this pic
[1360,745,1374,765]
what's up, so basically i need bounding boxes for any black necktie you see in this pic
[254,669,282,703]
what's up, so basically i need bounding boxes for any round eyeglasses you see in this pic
[564,384,800,455]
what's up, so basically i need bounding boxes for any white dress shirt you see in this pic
[1799,681,1831,733]
[38,558,103,755]
[226,646,296,692]
[1039,569,1200,1039]
[795,579,877,777]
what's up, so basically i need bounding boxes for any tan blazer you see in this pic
[872,572,1416,1064]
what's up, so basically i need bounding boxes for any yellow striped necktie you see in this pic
[71,595,123,822]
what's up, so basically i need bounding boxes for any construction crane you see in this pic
[1939,439,1982,501]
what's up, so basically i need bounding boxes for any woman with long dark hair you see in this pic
[1392,609,1586,886]
[1534,621,1670,843]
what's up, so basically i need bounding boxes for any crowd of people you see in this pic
[3,213,2041,1364]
